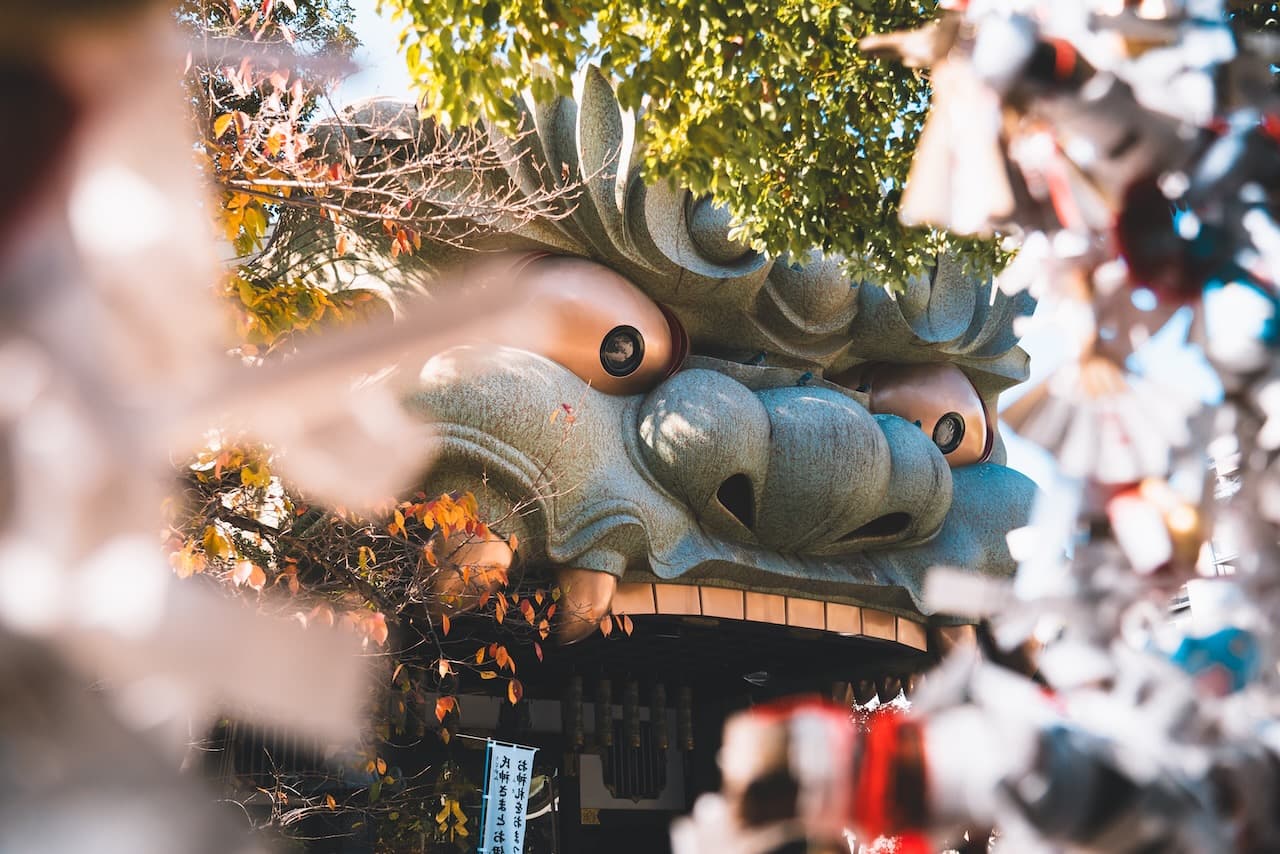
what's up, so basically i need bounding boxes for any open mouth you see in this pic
[610,582,928,652]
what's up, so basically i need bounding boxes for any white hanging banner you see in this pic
[479,739,539,854]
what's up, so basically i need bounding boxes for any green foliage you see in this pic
[383,0,1002,286]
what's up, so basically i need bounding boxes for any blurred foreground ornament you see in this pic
[677,3,1280,851]
[0,4,525,852]
[1002,352,1198,483]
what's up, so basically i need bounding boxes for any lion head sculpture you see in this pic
[265,69,1036,652]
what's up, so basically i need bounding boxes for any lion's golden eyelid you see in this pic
[836,362,991,467]
[514,256,686,395]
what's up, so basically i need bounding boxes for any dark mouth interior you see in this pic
[841,512,912,541]
[716,474,756,530]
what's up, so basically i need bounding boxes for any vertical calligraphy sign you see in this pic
[479,740,539,854]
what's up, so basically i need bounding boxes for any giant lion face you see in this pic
[289,75,1036,651]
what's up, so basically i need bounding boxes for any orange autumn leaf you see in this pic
[232,559,255,587]
[507,679,524,705]
[367,612,389,646]
[435,695,456,722]
[247,564,267,592]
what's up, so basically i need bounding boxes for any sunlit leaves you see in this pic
[213,112,237,139]
[384,0,1002,287]
[169,541,207,578]
[240,459,272,489]
[202,525,232,560]
[224,273,390,354]
[232,559,267,591]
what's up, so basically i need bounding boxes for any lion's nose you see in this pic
[637,369,952,552]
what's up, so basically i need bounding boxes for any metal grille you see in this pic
[220,721,329,791]
[602,719,667,801]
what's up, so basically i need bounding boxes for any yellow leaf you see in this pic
[213,113,235,139]
[202,525,230,560]
[324,794,336,809]
[243,204,267,239]
[441,613,451,636]
[474,646,485,665]
[240,459,271,488]
[480,670,498,679]
[169,543,206,579]
[376,757,387,776]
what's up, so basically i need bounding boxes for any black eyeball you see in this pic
[932,411,965,455]
[600,325,644,377]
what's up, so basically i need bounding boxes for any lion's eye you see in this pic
[515,256,687,394]
[931,411,966,455]
[600,325,645,377]
[838,363,991,467]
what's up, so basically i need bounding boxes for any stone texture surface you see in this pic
[272,72,1038,621]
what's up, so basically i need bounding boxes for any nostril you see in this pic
[716,474,756,530]
[841,512,912,542]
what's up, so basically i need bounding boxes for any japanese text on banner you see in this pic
[480,741,538,854]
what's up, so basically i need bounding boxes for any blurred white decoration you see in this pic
[0,5,524,852]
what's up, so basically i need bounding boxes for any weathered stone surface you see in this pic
[274,72,1038,620]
